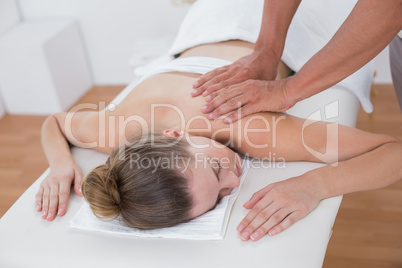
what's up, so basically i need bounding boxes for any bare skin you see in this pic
[36,41,402,241]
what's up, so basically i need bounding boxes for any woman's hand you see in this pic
[35,157,83,221]
[237,175,323,241]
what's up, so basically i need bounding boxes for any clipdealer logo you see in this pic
[302,100,339,167]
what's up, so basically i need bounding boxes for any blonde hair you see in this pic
[81,133,193,230]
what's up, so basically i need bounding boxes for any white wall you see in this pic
[18,0,191,85]
[15,0,394,85]
[0,0,20,33]
[0,85,5,117]
[0,0,21,117]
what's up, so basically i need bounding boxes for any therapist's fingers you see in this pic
[203,79,273,123]
[223,103,258,124]
[193,73,230,98]
[192,66,229,94]
[195,67,252,98]
[198,75,242,98]
[201,87,245,116]
[212,96,249,121]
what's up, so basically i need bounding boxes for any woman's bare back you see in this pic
[110,41,291,146]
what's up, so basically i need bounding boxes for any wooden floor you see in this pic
[0,84,401,267]
[324,85,402,268]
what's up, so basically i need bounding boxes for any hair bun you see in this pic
[81,164,121,220]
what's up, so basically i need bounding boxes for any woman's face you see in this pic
[185,135,243,219]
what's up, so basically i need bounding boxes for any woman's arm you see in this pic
[229,112,393,164]
[226,112,402,241]
[238,136,401,241]
[35,111,105,221]
[35,115,83,221]
[309,139,402,199]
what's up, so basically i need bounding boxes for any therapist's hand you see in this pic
[192,49,295,122]
[35,158,83,221]
[201,78,295,123]
[192,49,278,98]
[237,175,322,242]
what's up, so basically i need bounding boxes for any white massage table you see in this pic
[0,83,359,268]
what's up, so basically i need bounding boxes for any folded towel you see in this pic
[70,159,249,240]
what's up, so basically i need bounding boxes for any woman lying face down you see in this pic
[81,130,243,229]
[35,39,402,240]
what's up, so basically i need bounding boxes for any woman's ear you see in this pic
[162,129,185,138]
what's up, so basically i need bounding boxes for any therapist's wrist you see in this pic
[254,42,283,66]
[285,69,332,105]
[282,76,303,108]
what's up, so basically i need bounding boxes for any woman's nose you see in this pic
[223,170,240,189]
[219,172,240,199]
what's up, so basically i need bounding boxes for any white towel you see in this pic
[70,159,249,240]
[138,56,232,82]
[167,0,374,112]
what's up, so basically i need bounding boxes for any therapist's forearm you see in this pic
[255,0,301,64]
[310,140,402,201]
[41,115,74,168]
[286,0,402,104]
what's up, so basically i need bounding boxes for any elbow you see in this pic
[45,112,66,127]
[41,115,56,133]
[392,139,402,179]
[41,113,66,139]
[380,135,402,178]
[381,134,401,144]
[42,114,59,132]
